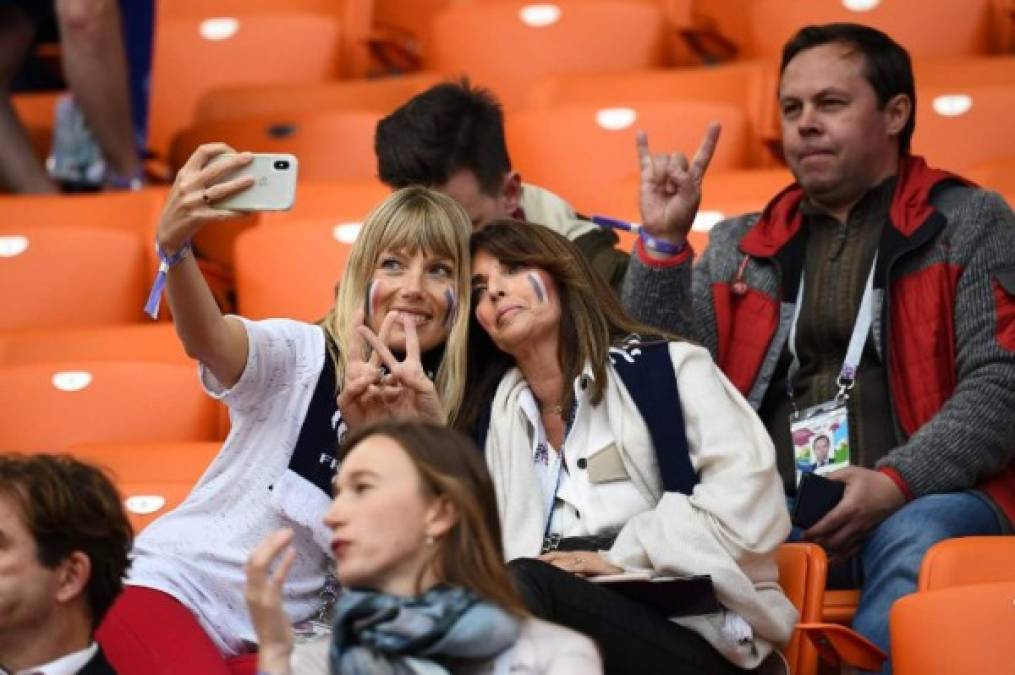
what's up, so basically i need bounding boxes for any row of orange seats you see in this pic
[12,0,1015,172]
[3,151,1014,332]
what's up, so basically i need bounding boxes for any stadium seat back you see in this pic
[0,226,147,331]
[193,73,443,124]
[912,83,1015,171]
[507,100,748,215]
[425,0,668,109]
[149,12,342,160]
[743,0,995,59]
[890,582,1015,675]
[170,110,381,183]
[524,62,780,165]
[70,441,219,486]
[0,324,189,366]
[0,361,220,452]
[776,543,826,675]
[117,480,196,533]
[918,536,1015,592]
[235,222,355,321]
[258,179,391,227]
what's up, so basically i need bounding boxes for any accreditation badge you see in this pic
[790,400,851,487]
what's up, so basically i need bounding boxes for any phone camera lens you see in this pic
[273,160,290,170]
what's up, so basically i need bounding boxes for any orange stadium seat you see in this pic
[148,11,343,161]
[234,221,355,321]
[193,73,443,125]
[0,323,189,366]
[968,156,1015,204]
[523,62,780,166]
[424,0,669,109]
[917,536,1015,592]
[116,480,195,533]
[914,55,1015,89]
[0,226,148,331]
[0,361,220,452]
[0,188,165,232]
[170,110,382,183]
[159,0,373,78]
[506,100,749,216]
[258,179,391,227]
[70,441,219,488]
[731,0,1001,60]
[911,83,1015,172]
[890,582,1015,675]
[11,91,63,164]
[776,543,826,675]
[0,189,166,273]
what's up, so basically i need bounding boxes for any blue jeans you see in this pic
[787,491,1002,674]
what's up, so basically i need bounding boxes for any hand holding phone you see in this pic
[207,152,298,211]
[792,472,845,529]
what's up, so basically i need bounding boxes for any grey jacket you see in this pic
[622,180,1015,522]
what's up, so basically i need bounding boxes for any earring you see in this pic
[425,534,436,546]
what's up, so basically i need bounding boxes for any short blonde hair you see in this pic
[323,187,472,421]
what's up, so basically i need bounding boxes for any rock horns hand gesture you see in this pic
[636,123,721,251]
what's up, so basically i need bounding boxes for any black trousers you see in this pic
[509,558,760,675]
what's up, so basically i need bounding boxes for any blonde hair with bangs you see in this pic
[322,187,472,421]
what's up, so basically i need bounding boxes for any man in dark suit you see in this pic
[0,454,132,674]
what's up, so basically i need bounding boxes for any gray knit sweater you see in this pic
[622,185,1015,509]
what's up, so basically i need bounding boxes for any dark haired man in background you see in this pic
[0,454,132,674]
[623,23,1015,666]
[375,80,629,291]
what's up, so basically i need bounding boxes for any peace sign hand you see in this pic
[337,309,397,430]
[357,315,447,425]
[636,123,721,254]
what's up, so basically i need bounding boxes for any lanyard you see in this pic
[787,255,877,415]
[534,399,578,541]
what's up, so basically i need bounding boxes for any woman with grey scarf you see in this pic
[245,421,601,674]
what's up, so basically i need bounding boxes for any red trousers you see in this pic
[97,586,258,675]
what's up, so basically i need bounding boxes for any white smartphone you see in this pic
[209,152,298,211]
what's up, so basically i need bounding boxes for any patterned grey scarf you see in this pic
[328,585,521,675]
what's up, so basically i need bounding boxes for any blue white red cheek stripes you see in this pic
[443,289,457,329]
[364,280,380,320]
[528,272,548,304]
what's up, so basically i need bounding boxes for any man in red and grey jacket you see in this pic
[622,23,1015,668]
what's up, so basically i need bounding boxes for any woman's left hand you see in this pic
[539,550,623,578]
[357,316,447,425]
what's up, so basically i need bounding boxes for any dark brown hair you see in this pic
[339,421,526,615]
[458,219,679,433]
[0,454,133,627]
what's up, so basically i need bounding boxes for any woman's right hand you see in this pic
[245,528,298,675]
[156,143,255,255]
[337,309,398,429]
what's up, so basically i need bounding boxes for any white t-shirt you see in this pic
[128,318,337,656]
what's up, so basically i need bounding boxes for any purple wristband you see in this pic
[639,230,686,255]
[143,239,192,320]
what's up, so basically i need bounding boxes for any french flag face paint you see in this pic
[443,289,457,329]
[364,280,381,320]
[527,272,548,304]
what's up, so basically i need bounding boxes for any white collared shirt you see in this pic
[517,368,653,540]
[6,642,98,675]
